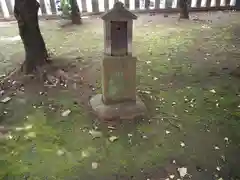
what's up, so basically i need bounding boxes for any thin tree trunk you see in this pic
[14,0,48,74]
[179,0,189,19]
[70,0,82,24]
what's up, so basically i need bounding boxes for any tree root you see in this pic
[0,57,82,92]
[33,62,82,87]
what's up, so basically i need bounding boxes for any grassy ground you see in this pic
[0,11,240,180]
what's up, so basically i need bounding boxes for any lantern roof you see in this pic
[101,2,137,21]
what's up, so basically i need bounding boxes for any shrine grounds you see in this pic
[0,11,240,179]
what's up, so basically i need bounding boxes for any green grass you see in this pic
[0,13,240,179]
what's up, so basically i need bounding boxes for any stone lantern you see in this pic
[90,1,146,121]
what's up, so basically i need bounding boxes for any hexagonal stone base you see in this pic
[90,94,147,121]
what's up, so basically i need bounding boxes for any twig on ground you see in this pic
[152,115,182,130]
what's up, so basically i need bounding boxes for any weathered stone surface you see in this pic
[102,1,136,56]
[101,55,137,104]
[110,21,128,56]
[90,94,147,121]
[103,20,133,56]
[89,1,146,121]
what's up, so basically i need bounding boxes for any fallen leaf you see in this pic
[143,90,151,94]
[24,124,33,130]
[107,126,116,130]
[210,89,216,93]
[109,136,118,142]
[169,174,175,179]
[15,127,24,131]
[1,97,11,103]
[57,149,65,156]
[81,150,90,158]
[224,137,229,142]
[128,133,133,137]
[89,130,102,139]
[165,130,171,134]
[216,166,221,171]
[178,167,187,178]
[61,109,71,117]
[180,142,185,147]
[221,155,226,162]
[5,134,13,140]
[92,162,98,169]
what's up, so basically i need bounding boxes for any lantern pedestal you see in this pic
[90,94,146,121]
[90,55,147,121]
[101,55,137,104]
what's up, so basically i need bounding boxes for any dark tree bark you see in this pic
[14,0,49,74]
[70,0,82,24]
[179,0,189,19]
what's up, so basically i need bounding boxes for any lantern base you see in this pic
[90,94,147,121]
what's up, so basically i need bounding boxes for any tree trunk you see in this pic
[70,0,82,24]
[179,0,189,19]
[14,0,48,74]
